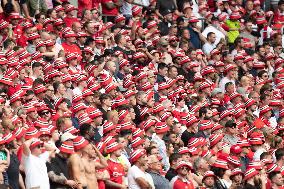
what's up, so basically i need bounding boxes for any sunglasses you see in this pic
[181,167,189,171]
[40,111,50,115]
[37,144,44,148]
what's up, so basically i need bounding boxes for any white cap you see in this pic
[61,132,76,142]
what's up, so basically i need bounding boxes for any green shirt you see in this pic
[0,151,7,160]
[225,20,241,43]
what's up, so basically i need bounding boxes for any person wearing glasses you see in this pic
[170,161,195,189]
[23,138,54,189]
[223,120,239,146]
[147,155,170,189]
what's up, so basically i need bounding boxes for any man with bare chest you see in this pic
[82,143,108,189]
[69,136,90,189]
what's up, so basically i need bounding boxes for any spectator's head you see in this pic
[158,63,168,77]
[83,21,95,35]
[207,32,216,44]
[32,62,43,78]
[147,155,162,172]
[72,22,82,33]
[269,171,284,187]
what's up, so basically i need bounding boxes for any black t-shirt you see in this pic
[46,154,70,189]
[243,183,261,189]
[165,167,177,181]
[7,153,20,189]
[181,130,195,147]
[156,0,176,16]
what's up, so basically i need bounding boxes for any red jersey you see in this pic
[106,158,125,189]
[173,176,194,189]
[62,42,82,56]
[13,24,23,41]
[78,0,92,14]
[92,0,101,8]
[63,16,80,27]
[101,0,119,16]
[17,35,28,47]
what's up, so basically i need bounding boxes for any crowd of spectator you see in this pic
[0,0,283,188]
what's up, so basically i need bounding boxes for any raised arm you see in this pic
[92,144,108,169]
[23,139,33,156]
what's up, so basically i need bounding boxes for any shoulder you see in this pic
[69,154,80,162]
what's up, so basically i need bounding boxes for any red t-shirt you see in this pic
[92,0,101,8]
[106,158,125,189]
[17,35,28,47]
[78,0,92,13]
[173,177,194,189]
[63,16,80,27]
[101,0,119,16]
[62,42,82,56]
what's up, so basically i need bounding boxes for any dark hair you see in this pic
[80,123,92,136]
[3,39,15,49]
[84,37,95,47]
[35,12,45,21]
[99,94,112,102]
[81,9,90,19]
[268,171,281,180]
[260,84,272,95]
[158,63,168,71]
[279,0,284,6]
[275,148,284,161]
[234,37,243,46]
[114,34,123,44]
[207,32,215,38]
[25,90,34,96]
[32,62,42,69]
[46,9,55,18]
[199,107,208,118]
[244,19,253,24]
[53,81,61,94]
[33,78,44,86]
[257,70,267,78]
[225,82,234,90]
[260,152,270,160]
[120,129,132,137]
[83,21,92,30]
[146,146,157,155]
[169,153,182,165]
[211,166,226,178]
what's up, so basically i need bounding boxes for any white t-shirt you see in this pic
[23,152,50,189]
[202,42,216,55]
[202,25,225,45]
[128,165,154,189]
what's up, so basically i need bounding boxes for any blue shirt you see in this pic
[188,27,201,49]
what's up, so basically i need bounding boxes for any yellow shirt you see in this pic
[225,20,240,43]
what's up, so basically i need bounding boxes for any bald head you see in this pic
[72,22,82,33]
